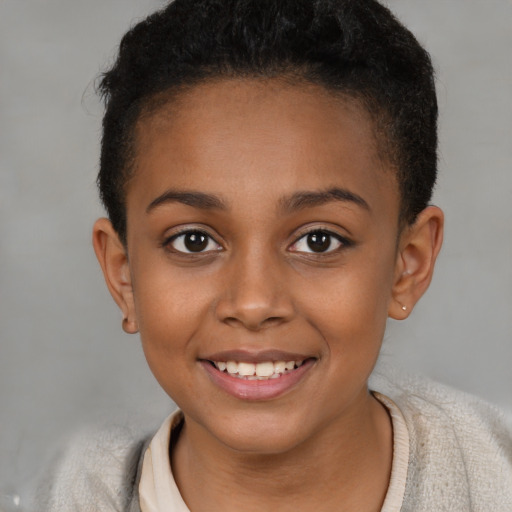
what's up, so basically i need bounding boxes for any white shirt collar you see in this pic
[139,394,409,512]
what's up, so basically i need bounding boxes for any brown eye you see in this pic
[306,232,332,252]
[184,232,208,251]
[290,229,348,254]
[168,230,221,254]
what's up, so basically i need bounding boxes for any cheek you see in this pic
[131,265,217,377]
[135,287,205,399]
[297,250,396,352]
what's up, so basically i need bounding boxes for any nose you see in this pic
[215,249,295,331]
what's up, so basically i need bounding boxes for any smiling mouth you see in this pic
[208,359,308,380]
[201,355,316,400]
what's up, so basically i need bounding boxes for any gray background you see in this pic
[1,0,511,509]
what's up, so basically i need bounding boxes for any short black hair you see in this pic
[98,0,438,242]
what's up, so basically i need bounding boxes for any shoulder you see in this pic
[371,366,512,435]
[371,367,512,511]
[35,422,151,512]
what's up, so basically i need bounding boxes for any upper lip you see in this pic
[199,349,314,364]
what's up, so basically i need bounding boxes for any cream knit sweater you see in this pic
[36,370,512,511]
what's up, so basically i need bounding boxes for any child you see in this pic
[39,0,512,510]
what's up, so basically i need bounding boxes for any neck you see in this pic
[171,391,392,512]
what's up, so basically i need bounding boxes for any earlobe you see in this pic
[92,218,139,334]
[388,206,444,320]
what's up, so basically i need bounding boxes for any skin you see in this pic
[93,79,443,511]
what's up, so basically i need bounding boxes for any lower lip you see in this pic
[200,359,315,401]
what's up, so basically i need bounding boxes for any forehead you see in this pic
[129,79,399,219]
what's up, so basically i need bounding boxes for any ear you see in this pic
[92,218,138,333]
[388,206,444,319]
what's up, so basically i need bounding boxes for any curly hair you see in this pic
[98,0,438,242]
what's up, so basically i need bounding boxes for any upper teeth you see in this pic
[214,360,302,379]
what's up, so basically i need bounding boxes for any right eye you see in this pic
[166,230,222,254]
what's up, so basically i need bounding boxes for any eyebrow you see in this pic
[146,186,369,214]
[280,187,370,212]
[146,190,227,213]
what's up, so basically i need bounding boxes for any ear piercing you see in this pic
[401,304,407,311]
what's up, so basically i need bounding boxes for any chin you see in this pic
[204,410,315,456]
[219,430,305,456]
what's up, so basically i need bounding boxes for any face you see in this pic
[121,79,403,453]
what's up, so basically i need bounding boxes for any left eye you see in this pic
[167,230,221,253]
[290,230,345,254]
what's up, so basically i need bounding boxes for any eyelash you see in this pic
[163,229,222,254]
[162,227,352,256]
[289,229,352,255]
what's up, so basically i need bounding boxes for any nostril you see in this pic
[221,314,284,331]
[215,288,295,330]
[265,316,285,325]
